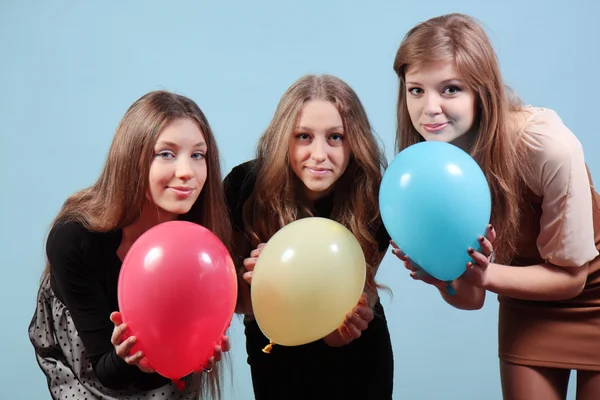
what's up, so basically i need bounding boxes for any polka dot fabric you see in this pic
[28,276,203,399]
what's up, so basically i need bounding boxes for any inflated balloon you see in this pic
[118,220,237,381]
[379,141,491,282]
[251,217,366,350]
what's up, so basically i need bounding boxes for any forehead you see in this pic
[156,118,206,144]
[405,60,462,83]
[296,100,342,126]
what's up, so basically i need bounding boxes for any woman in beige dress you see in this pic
[391,13,600,400]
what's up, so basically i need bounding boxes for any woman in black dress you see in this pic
[224,74,394,399]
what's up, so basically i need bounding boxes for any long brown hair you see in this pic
[42,90,230,398]
[243,74,388,303]
[393,13,529,263]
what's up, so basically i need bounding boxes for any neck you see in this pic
[122,202,176,243]
[451,124,479,153]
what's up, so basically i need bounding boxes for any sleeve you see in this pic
[47,222,170,390]
[223,160,257,234]
[521,109,599,267]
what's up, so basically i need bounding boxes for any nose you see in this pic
[310,137,327,163]
[175,158,194,181]
[423,92,443,117]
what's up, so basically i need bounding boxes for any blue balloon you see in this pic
[379,141,492,282]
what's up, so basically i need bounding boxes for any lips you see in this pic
[423,122,449,133]
[167,186,194,197]
[305,166,331,176]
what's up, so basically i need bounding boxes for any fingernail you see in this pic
[468,248,474,254]
[478,237,484,242]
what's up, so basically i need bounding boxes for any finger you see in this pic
[138,358,155,372]
[487,224,497,243]
[346,312,369,331]
[212,345,223,363]
[111,322,128,346]
[357,293,368,305]
[343,320,362,339]
[353,305,374,323]
[477,236,494,257]
[204,357,215,371]
[220,336,231,352]
[243,271,253,284]
[404,257,418,272]
[116,336,137,358]
[250,247,262,258]
[109,311,122,326]
[243,257,256,271]
[468,248,489,266]
[124,350,145,365]
[257,243,266,249]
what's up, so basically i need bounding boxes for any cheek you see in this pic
[405,100,420,122]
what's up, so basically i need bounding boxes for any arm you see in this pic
[466,110,597,301]
[233,232,254,315]
[439,276,486,310]
[223,161,258,316]
[48,223,169,390]
[482,262,588,301]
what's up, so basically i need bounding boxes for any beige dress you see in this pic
[498,106,600,370]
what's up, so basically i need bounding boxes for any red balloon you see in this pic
[117,220,237,380]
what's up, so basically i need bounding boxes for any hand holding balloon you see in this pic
[390,241,447,290]
[392,224,496,289]
[323,293,373,347]
[242,243,266,285]
[463,224,496,288]
[110,311,154,373]
[194,335,231,373]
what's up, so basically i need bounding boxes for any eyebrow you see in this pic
[155,140,207,148]
[295,126,344,132]
[406,79,463,86]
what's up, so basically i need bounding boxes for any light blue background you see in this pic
[2,1,598,399]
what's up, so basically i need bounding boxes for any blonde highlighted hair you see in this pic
[243,74,388,303]
[393,13,529,263]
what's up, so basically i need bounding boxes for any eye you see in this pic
[328,133,344,141]
[192,152,205,160]
[155,150,175,159]
[408,87,423,96]
[443,85,461,95]
[295,133,311,140]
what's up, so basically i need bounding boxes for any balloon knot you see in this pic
[262,340,275,354]
[445,281,456,296]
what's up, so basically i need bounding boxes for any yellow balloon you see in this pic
[251,217,366,349]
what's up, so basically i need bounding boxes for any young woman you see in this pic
[224,74,394,399]
[392,13,600,400]
[29,90,232,399]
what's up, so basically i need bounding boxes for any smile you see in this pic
[423,123,449,133]
[167,187,194,197]
[306,167,331,176]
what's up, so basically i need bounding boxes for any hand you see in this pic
[242,243,266,285]
[390,240,447,290]
[110,312,155,373]
[323,293,373,347]
[196,335,231,373]
[464,224,497,288]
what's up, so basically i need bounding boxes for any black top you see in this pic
[224,160,394,400]
[47,221,171,391]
